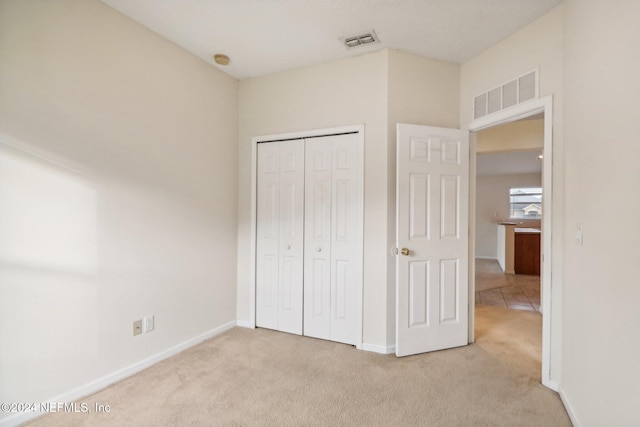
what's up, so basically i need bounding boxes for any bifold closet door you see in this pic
[304,133,362,345]
[256,141,304,335]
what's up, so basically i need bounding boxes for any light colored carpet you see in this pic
[26,306,570,426]
[475,258,512,291]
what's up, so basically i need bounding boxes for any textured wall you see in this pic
[0,0,238,419]
[561,1,640,425]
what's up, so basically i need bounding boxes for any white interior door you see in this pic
[396,124,469,357]
[256,141,304,335]
[304,133,362,345]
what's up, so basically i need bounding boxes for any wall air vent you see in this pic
[342,30,380,49]
[473,69,539,120]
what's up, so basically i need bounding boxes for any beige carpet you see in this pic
[26,306,570,427]
[475,258,512,291]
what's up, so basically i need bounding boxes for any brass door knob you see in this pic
[401,248,410,256]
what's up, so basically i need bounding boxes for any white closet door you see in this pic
[329,134,362,344]
[277,141,305,334]
[304,133,362,345]
[303,138,332,339]
[256,141,304,334]
[256,143,279,330]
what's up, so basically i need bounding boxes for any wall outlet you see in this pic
[133,319,142,336]
[143,315,154,333]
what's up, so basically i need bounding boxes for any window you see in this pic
[510,187,542,219]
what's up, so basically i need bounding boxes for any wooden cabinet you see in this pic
[514,230,541,275]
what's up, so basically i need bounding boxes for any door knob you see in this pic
[401,248,410,256]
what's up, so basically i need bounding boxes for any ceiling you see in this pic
[476,149,542,176]
[99,0,562,80]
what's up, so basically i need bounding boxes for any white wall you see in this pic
[0,0,238,421]
[460,4,564,385]
[476,173,541,259]
[561,1,640,425]
[237,51,390,347]
[476,119,544,153]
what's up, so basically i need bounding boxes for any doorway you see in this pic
[466,96,554,390]
[474,123,543,308]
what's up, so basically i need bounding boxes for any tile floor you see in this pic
[475,259,541,312]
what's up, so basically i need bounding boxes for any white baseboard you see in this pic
[475,256,497,260]
[558,386,581,427]
[543,378,559,392]
[361,342,396,355]
[0,320,236,427]
[235,319,254,329]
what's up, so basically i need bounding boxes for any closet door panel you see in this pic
[303,139,332,340]
[256,141,304,334]
[330,133,362,345]
[277,141,304,334]
[256,143,280,330]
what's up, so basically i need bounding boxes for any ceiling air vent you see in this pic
[342,30,380,49]
[473,69,539,120]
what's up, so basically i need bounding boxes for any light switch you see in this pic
[575,224,583,246]
[143,315,154,333]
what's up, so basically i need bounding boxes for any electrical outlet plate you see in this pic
[133,319,142,336]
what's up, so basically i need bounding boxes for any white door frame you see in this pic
[248,124,365,349]
[463,96,555,390]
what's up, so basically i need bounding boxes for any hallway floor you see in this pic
[475,258,541,312]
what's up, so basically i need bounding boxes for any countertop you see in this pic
[515,228,541,233]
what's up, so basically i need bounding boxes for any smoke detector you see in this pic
[342,30,380,49]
